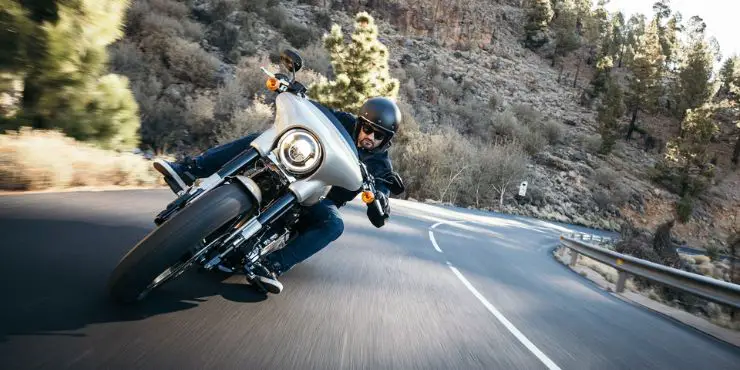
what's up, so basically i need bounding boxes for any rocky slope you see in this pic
[117,0,739,251]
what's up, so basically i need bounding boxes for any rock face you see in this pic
[119,0,738,244]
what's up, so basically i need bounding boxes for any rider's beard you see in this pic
[360,138,375,149]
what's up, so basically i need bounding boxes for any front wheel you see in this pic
[108,182,254,303]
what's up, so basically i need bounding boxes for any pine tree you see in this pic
[591,55,613,96]
[718,55,740,165]
[622,14,646,67]
[675,37,714,121]
[625,19,664,140]
[719,57,737,88]
[1,0,140,149]
[651,0,676,64]
[661,14,681,66]
[573,0,592,34]
[550,0,580,68]
[610,12,626,67]
[663,104,719,220]
[524,0,554,49]
[598,76,625,155]
[308,12,399,113]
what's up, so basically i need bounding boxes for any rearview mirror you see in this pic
[280,49,303,74]
[385,172,405,196]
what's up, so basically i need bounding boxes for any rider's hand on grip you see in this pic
[367,192,389,228]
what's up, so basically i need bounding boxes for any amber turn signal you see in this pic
[361,191,375,204]
[266,77,279,91]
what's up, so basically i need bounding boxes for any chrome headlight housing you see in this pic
[277,129,322,175]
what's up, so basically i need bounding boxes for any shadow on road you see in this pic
[0,217,267,342]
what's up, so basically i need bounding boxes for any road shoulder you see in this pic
[552,245,740,349]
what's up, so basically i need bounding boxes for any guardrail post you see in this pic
[616,271,628,293]
[569,250,579,266]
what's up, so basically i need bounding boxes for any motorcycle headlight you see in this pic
[277,129,322,175]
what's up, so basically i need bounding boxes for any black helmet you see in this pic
[354,96,402,152]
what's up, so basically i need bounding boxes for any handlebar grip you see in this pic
[373,199,384,217]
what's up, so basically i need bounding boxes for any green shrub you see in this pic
[676,195,694,223]
[488,92,503,110]
[490,110,519,136]
[217,97,274,144]
[299,41,331,76]
[148,0,189,19]
[182,19,206,41]
[514,125,548,155]
[165,38,220,87]
[208,20,240,53]
[282,21,316,49]
[211,0,240,21]
[313,10,332,30]
[705,243,725,261]
[264,5,287,29]
[512,103,543,127]
[542,119,563,144]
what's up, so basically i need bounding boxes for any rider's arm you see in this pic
[326,107,358,136]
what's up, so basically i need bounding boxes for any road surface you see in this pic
[0,190,738,369]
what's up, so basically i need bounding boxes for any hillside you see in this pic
[103,0,740,250]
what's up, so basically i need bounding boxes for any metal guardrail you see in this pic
[560,236,740,309]
[565,232,617,245]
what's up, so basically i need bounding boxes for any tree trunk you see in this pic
[732,133,740,165]
[475,183,481,208]
[626,108,638,141]
[21,73,45,129]
[573,56,581,88]
[499,189,505,209]
[557,64,564,84]
[439,165,468,203]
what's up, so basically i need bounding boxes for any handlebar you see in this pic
[359,163,385,218]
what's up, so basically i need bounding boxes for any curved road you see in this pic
[0,190,738,369]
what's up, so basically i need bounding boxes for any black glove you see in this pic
[367,192,390,228]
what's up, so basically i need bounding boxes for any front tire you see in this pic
[108,183,254,304]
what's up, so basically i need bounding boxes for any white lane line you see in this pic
[431,220,465,229]
[429,221,562,370]
[428,230,443,253]
[447,265,562,370]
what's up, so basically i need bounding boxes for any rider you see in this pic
[152,97,401,292]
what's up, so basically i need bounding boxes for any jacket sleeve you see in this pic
[325,106,357,136]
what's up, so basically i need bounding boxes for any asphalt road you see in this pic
[0,190,738,369]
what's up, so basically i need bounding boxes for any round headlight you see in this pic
[277,129,322,175]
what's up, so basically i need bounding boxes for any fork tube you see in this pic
[258,193,296,224]
[216,148,260,178]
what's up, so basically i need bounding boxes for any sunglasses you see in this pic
[360,123,386,141]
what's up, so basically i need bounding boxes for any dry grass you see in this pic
[216,97,274,144]
[0,129,164,191]
[578,255,638,291]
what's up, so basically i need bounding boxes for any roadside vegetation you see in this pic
[0,128,162,191]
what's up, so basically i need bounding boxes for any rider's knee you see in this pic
[325,216,344,241]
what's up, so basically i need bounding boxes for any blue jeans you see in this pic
[266,199,345,274]
[190,136,345,274]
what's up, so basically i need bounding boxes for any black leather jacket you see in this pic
[310,101,393,209]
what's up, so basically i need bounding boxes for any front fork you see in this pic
[202,192,297,272]
[155,148,262,225]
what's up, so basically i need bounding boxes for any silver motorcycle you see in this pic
[107,50,404,303]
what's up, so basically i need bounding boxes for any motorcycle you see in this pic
[107,49,405,303]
